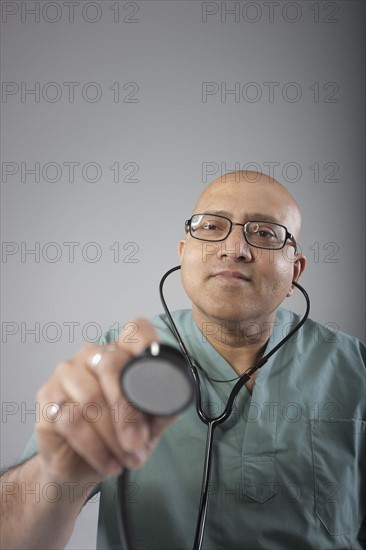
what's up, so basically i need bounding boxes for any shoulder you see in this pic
[276,306,366,372]
[275,308,365,419]
[278,306,364,347]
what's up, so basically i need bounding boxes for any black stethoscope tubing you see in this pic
[118,265,310,550]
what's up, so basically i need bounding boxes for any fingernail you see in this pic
[108,457,123,474]
[118,423,149,452]
[121,425,140,449]
[128,448,148,467]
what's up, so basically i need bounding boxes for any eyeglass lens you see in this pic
[190,214,286,249]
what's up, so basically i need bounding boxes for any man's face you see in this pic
[178,177,305,328]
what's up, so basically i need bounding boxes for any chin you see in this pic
[200,302,258,325]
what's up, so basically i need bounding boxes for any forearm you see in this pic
[0,454,86,550]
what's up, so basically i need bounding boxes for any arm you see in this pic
[1,455,87,549]
[0,319,175,549]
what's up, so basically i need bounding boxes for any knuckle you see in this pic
[56,417,80,441]
[84,388,103,406]
[55,359,73,376]
[69,405,83,426]
[98,353,124,376]
[57,403,82,430]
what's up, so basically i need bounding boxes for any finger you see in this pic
[51,401,123,476]
[100,320,186,450]
[53,357,131,469]
[36,382,122,478]
[86,344,152,454]
[115,318,161,357]
[83,321,177,468]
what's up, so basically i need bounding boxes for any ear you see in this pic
[287,254,306,297]
[178,239,186,264]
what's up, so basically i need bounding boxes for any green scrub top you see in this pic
[96,308,366,550]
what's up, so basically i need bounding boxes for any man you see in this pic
[1,172,365,549]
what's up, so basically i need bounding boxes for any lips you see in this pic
[212,270,251,282]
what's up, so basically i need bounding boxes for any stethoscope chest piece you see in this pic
[120,342,195,416]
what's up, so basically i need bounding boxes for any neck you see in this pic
[193,308,276,376]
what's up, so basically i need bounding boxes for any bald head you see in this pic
[194,171,302,240]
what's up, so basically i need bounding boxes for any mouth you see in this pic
[212,270,251,284]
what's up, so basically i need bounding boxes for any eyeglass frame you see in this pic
[185,213,297,252]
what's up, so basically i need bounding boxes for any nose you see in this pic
[218,224,253,261]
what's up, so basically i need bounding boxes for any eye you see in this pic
[258,228,276,239]
[249,223,277,240]
[202,220,219,231]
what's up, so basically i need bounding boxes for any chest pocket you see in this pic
[310,419,366,535]
[238,398,278,504]
[241,452,278,503]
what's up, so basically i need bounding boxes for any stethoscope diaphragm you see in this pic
[120,342,195,416]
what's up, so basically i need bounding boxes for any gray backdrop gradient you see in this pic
[1,1,365,548]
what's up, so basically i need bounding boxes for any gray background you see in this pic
[1,1,365,548]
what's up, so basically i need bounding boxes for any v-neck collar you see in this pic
[174,308,296,403]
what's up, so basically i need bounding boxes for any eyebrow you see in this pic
[202,210,283,225]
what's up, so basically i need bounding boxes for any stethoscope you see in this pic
[118,265,310,550]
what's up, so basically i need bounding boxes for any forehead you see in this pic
[194,180,298,228]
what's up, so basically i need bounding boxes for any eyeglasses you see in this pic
[185,213,297,251]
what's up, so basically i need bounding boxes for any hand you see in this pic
[35,319,176,490]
